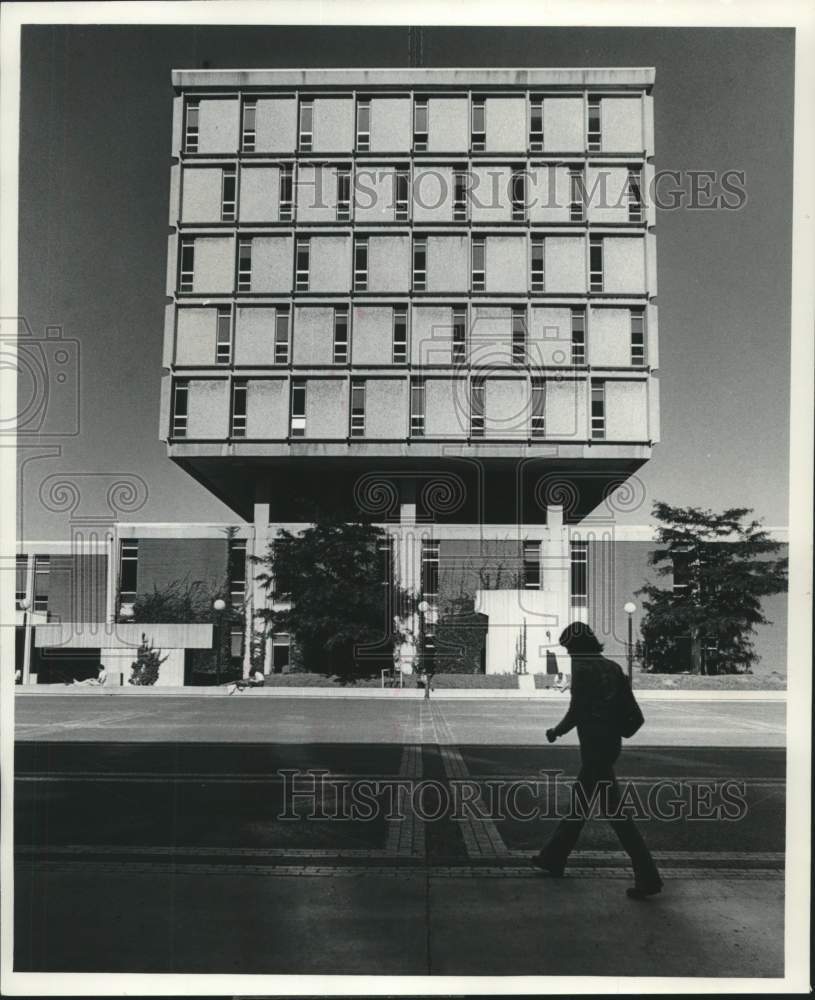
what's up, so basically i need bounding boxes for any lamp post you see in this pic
[213,598,226,687]
[624,601,637,686]
[19,598,30,685]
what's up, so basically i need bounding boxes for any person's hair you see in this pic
[558,621,604,654]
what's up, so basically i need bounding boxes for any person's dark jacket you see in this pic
[551,654,626,755]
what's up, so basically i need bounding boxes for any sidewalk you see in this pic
[14,861,783,977]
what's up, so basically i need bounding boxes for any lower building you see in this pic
[14,521,788,687]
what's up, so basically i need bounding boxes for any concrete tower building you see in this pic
[160,68,659,676]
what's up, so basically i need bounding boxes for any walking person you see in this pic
[533,622,663,900]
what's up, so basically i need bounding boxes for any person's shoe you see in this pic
[530,855,565,877]
[626,880,663,900]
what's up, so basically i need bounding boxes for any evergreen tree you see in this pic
[638,504,787,674]
[129,634,168,686]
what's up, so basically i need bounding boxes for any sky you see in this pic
[16,25,794,538]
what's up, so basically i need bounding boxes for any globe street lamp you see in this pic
[19,598,30,685]
[624,601,637,686]
[213,598,227,687]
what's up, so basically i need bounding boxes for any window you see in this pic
[241,99,256,152]
[395,169,410,222]
[393,307,408,364]
[569,168,585,222]
[570,540,588,607]
[184,100,199,152]
[470,377,485,437]
[337,167,351,222]
[221,167,237,222]
[290,379,306,437]
[531,238,545,292]
[413,236,427,291]
[511,168,527,222]
[529,97,544,151]
[356,99,371,152]
[672,551,691,599]
[172,380,189,437]
[354,237,368,291]
[454,168,468,221]
[512,307,527,365]
[591,379,605,439]
[452,307,467,365]
[523,541,541,588]
[295,238,310,292]
[237,238,252,292]
[16,555,27,608]
[410,378,425,437]
[413,98,428,151]
[216,307,232,364]
[299,99,313,152]
[33,556,50,613]
[279,165,293,222]
[471,236,485,291]
[179,238,194,292]
[333,307,349,364]
[589,237,603,292]
[531,378,546,437]
[274,306,290,364]
[628,166,643,223]
[421,540,440,600]
[587,97,601,151]
[471,97,486,151]
[631,309,646,365]
[231,379,248,438]
[228,538,248,608]
[119,542,138,600]
[350,378,366,437]
[571,308,586,366]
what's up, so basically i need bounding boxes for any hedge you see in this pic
[431,673,518,689]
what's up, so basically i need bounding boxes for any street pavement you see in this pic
[13,694,786,978]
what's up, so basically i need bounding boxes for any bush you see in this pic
[129,634,168,686]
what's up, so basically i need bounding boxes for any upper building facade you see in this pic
[161,68,659,523]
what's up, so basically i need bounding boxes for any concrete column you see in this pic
[249,502,271,677]
[21,553,35,685]
[393,494,425,676]
[541,504,571,673]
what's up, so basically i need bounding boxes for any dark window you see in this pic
[228,538,247,607]
[413,237,427,291]
[452,307,467,365]
[591,380,605,439]
[410,378,425,437]
[470,378,485,437]
[529,98,544,151]
[413,98,428,151]
[274,306,290,364]
[393,307,408,364]
[569,168,585,222]
[333,307,349,364]
[511,168,526,221]
[179,239,195,292]
[354,237,368,291]
[33,556,50,613]
[350,378,365,437]
[337,167,352,221]
[628,167,643,223]
[172,380,189,437]
[184,100,199,153]
[295,239,310,291]
[299,99,313,152]
[290,379,306,437]
[531,238,545,292]
[241,100,256,152]
[216,307,232,364]
[471,98,486,151]
[587,97,601,151]
[356,99,371,152]
[118,542,138,600]
[531,379,545,437]
[570,541,588,606]
[471,236,485,291]
[512,307,527,365]
[454,168,468,221]
[395,169,410,221]
[589,237,603,292]
[571,308,586,366]
[221,167,237,222]
[237,239,252,292]
[16,555,27,607]
[631,309,646,365]
[231,379,248,438]
[421,541,440,599]
[523,541,541,588]
[279,165,293,221]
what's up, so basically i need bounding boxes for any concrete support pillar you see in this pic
[541,504,572,671]
[248,501,272,678]
[393,490,425,676]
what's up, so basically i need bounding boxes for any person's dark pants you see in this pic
[540,738,661,888]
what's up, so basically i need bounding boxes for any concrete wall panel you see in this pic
[485,378,527,438]
[239,166,280,222]
[543,97,584,152]
[486,236,527,293]
[370,96,412,152]
[176,307,217,366]
[604,238,646,294]
[412,305,453,366]
[251,236,293,294]
[427,235,469,293]
[255,97,297,153]
[311,236,352,293]
[365,379,408,438]
[234,306,276,366]
[529,307,572,367]
[528,164,571,223]
[485,97,527,152]
[413,166,454,222]
[313,97,354,152]
[355,167,396,223]
[368,235,410,293]
[306,378,349,438]
[471,165,512,223]
[292,306,335,366]
[589,307,631,367]
[602,97,644,152]
[197,98,239,153]
[192,237,234,294]
[296,164,337,222]
[544,236,586,293]
[181,167,223,223]
[186,379,230,438]
[546,379,586,439]
[246,378,289,438]
[586,165,630,224]
[352,306,393,365]
[428,97,469,152]
[605,379,648,440]
[425,377,466,437]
